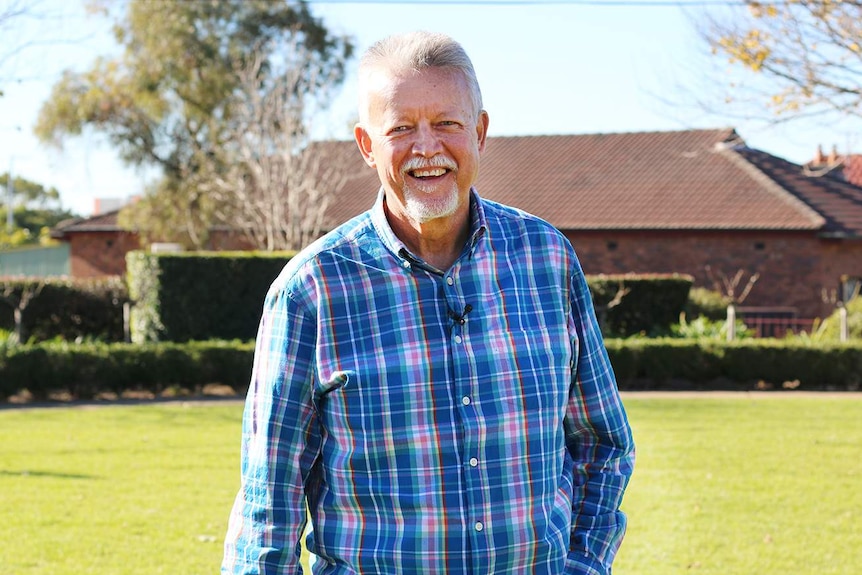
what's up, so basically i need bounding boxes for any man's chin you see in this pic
[404,199,460,223]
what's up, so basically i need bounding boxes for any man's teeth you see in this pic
[413,168,447,178]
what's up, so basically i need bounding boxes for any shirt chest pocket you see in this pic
[474,327,571,417]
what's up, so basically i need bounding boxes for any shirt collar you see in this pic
[370,187,488,272]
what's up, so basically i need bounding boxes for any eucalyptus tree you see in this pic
[36,0,353,248]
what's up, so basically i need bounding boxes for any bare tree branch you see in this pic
[697,1,862,122]
[202,36,353,251]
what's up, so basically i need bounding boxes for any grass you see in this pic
[2,394,860,574]
[1,402,242,575]
[616,394,862,574]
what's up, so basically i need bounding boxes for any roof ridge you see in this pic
[483,127,737,140]
[719,146,826,228]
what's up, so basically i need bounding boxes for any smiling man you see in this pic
[222,31,635,575]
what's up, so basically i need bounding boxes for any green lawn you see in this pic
[2,394,860,574]
[616,394,862,575]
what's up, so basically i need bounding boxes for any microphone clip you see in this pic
[449,304,473,325]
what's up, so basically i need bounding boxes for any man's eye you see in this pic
[390,125,410,133]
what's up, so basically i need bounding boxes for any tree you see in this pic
[0,279,45,344]
[705,265,760,341]
[702,1,862,122]
[36,0,354,249]
[202,41,355,251]
[0,173,75,248]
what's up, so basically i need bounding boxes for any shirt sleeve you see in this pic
[222,286,320,575]
[563,259,636,575]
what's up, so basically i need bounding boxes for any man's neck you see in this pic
[386,205,471,271]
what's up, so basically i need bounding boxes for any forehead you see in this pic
[361,67,473,119]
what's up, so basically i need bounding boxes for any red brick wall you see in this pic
[65,229,251,278]
[68,232,141,278]
[564,229,862,319]
[65,226,861,320]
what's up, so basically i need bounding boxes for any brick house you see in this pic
[52,128,862,319]
[324,128,862,320]
[50,210,141,278]
[50,210,253,277]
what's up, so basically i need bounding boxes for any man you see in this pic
[223,31,635,575]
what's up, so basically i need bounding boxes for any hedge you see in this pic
[2,338,860,402]
[0,340,255,401]
[587,274,693,336]
[606,338,862,391]
[3,254,694,344]
[126,251,293,343]
[0,276,128,342]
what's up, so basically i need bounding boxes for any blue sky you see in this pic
[1,0,859,216]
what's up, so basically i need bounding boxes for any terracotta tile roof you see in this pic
[325,128,836,232]
[51,209,122,237]
[473,129,823,231]
[53,129,862,239]
[740,148,862,237]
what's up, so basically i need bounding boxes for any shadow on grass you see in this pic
[0,469,99,480]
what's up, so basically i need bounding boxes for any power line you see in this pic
[307,0,752,5]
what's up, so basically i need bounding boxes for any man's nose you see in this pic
[412,124,444,157]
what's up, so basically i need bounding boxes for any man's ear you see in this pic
[354,124,377,168]
[476,110,489,153]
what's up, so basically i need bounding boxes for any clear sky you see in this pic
[1,0,859,217]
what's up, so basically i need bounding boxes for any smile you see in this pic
[410,168,449,178]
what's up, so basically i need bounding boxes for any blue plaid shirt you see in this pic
[223,190,635,575]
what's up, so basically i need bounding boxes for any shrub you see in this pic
[3,337,861,402]
[670,314,754,340]
[604,337,862,391]
[0,340,255,401]
[587,274,693,337]
[684,287,730,321]
[0,277,128,342]
[126,251,292,343]
[798,296,862,341]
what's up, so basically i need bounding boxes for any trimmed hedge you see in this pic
[0,277,128,342]
[606,338,862,391]
[2,338,861,402]
[126,251,293,343]
[587,274,693,336]
[0,340,254,400]
[125,251,692,343]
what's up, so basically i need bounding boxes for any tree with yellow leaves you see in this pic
[703,1,862,120]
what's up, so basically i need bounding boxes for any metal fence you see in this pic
[737,313,819,338]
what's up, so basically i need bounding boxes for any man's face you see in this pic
[355,67,489,224]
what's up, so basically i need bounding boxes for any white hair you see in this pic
[357,31,483,124]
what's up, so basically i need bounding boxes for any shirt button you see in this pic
[401,261,411,269]
[446,276,454,286]
[454,335,462,344]
[461,396,471,406]
[469,457,478,467]
[474,521,484,532]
